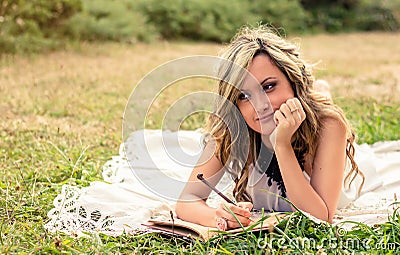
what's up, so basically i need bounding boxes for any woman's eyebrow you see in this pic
[260,77,276,85]
[241,77,276,92]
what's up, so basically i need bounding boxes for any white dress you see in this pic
[45,129,400,236]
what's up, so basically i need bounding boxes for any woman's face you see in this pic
[236,54,295,135]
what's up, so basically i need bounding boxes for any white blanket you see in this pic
[45,130,400,236]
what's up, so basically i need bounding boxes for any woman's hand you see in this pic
[273,98,306,147]
[215,201,253,230]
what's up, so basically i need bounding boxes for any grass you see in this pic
[1,32,400,254]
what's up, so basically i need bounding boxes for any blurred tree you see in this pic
[64,0,155,42]
[1,0,398,54]
[355,0,400,31]
[0,0,82,53]
[1,0,81,32]
[300,0,359,9]
[247,0,311,34]
[138,0,257,42]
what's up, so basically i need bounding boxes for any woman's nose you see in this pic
[252,91,270,113]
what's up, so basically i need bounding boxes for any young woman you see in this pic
[175,25,365,229]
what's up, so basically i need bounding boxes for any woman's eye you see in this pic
[238,92,250,101]
[262,83,276,92]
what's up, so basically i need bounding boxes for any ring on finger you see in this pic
[216,217,229,231]
[290,107,299,113]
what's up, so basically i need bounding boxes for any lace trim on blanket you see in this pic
[46,185,121,237]
[45,131,232,236]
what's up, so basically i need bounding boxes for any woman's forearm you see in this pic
[175,196,217,227]
[274,144,331,222]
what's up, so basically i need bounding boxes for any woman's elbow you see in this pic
[175,200,184,217]
[305,208,332,223]
[319,209,334,223]
[327,210,335,224]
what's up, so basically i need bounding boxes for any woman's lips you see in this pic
[256,113,274,122]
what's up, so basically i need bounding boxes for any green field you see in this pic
[1,32,399,254]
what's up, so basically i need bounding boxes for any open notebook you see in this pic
[143,212,287,242]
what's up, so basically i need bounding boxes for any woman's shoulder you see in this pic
[317,116,348,148]
[320,115,347,133]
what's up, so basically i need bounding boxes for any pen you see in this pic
[196,173,237,205]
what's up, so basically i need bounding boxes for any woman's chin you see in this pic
[249,121,275,135]
[258,123,276,135]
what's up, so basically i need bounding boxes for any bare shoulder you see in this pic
[319,116,347,140]
[303,117,347,174]
[312,116,348,162]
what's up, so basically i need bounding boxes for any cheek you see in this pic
[237,103,254,122]
[238,103,259,130]
[269,91,294,109]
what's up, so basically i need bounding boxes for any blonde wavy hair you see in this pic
[205,25,365,202]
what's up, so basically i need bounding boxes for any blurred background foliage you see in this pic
[0,0,399,54]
